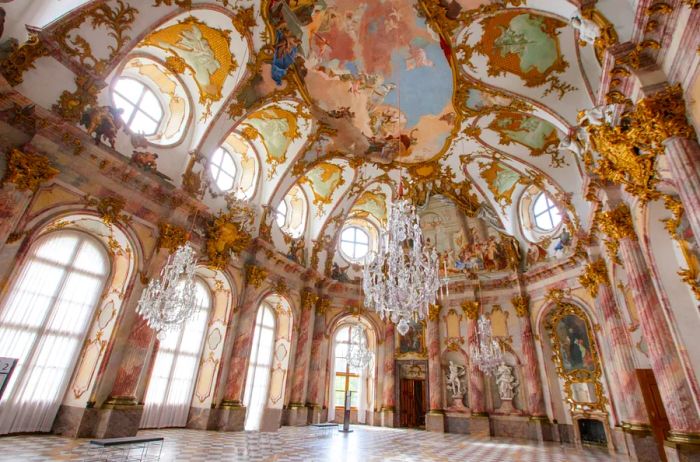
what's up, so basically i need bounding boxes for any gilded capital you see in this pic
[511,295,530,318]
[301,288,319,312]
[316,296,331,316]
[578,259,610,298]
[428,303,441,321]
[461,300,479,320]
[597,204,636,240]
[636,85,695,144]
[157,222,189,254]
[2,149,59,192]
[246,265,267,289]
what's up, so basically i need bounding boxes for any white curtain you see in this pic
[0,232,109,434]
[243,304,275,431]
[140,280,211,429]
[327,342,338,423]
[358,364,368,424]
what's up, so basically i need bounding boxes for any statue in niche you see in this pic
[446,361,466,398]
[570,14,601,46]
[496,363,518,401]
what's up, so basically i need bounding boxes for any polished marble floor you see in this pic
[0,425,630,462]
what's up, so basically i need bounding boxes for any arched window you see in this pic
[275,185,307,238]
[209,147,237,193]
[112,78,164,136]
[340,226,370,261]
[140,279,211,429]
[332,326,363,409]
[533,192,562,231]
[275,200,287,228]
[0,231,109,434]
[243,303,275,431]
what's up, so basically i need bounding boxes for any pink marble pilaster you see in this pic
[289,294,315,405]
[222,288,260,403]
[382,322,395,409]
[664,137,700,244]
[597,280,649,425]
[619,236,700,434]
[306,310,329,407]
[466,317,486,413]
[518,315,546,417]
[109,317,154,401]
[426,312,443,411]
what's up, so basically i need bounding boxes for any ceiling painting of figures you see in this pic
[268,0,458,164]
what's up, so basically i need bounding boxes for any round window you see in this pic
[209,148,237,192]
[112,78,163,135]
[340,226,370,262]
[532,192,562,231]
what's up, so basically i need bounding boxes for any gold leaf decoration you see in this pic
[578,259,610,298]
[2,149,58,192]
[205,211,253,269]
[246,264,267,289]
[0,33,50,86]
[157,222,189,253]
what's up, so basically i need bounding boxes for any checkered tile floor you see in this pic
[0,426,629,461]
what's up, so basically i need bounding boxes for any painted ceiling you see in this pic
[2,0,637,279]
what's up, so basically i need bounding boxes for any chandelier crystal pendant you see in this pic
[137,241,199,338]
[470,314,503,376]
[346,325,373,369]
[362,198,442,336]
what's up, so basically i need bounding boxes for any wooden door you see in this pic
[414,380,426,427]
[637,369,670,462]
[400,379,416,427]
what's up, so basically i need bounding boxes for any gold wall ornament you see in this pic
[660,195,700,300]
[428,304,441,322]
[272,278,288,295]
[596,204,636,262]
[157,222,189,253]
[205,210,253,270]
[84,195,130,225]
[316,296,331,316]
[681,0,699,8]
[231,7,256,36]
[461,300,479,320]
[0,32,50,86]
[578,259,610,298]
[543,301,608,413]
[53,0,138,76]
[634,85,696,146]
[2,149,59,192]
[153,0,192,7]
[53,75,105,123]
[544,287,571,306]
[301,288,319,312]
[511,295,530,318]
[245,265,267,289]
[404,164,480,217]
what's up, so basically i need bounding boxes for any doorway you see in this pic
[637,369,669,462]
[399,379,426,428]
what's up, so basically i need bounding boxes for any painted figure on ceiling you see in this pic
[272,27,301,86]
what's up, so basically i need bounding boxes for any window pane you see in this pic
[334,390,346,407]
[129,111,158,135]
[139,89,163,120]
[550,207,562,228]
[354,229,369,244]
[215,171,234,191]
[340,241,355,259]
[533,193,549,215]
[535,213,553,230]
[353,242,368,259]
[276,201,287,228]
[112,93,136,123]
[114,78,144,104]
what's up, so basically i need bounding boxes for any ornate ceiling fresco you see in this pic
[1,0,669,281]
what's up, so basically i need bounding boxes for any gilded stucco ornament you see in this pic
[84,195,130,225]
[661,196,700,300]
[596,204,636,263]
[53,0,138,76]
[0,32,50,86]
[511,295,530,318]
[428,304,441,322]
[53,75,105,123]
[578,259,610,298]
[316,296,331,316]
[301,288,319,312]
[245,265,267,289]
[157,222,189,254]
[205,210,254,270]
[2,149,59,192]
[461,301,479,320]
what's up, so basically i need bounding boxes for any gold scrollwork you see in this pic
[461,300,479,320]
[245,265,267,289]
[578,259,610,298]
[301,288,319,312]
[0,32,50,86]
[596,204,636,263]
[205,211,253,270]
[511,295,530,318]
[53,75,105,123]
[84,195,130,225]
[157,222,189,253]
[315,296,331,316]
[2,149,59,192]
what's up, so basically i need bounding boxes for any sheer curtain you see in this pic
[0,231,109,434]
[140,279,211,429]
[243,304,275,431]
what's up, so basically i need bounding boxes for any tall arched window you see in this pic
[243,303,275,431]
[332,326,362,410]
[0,231,109,434]
[141,279,211,429]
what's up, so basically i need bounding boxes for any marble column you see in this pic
[601,205,700,446]
[306,298,329,423]
[287,288,317,426]
[512,296,546,417]
[381,322,395,427]
[425,304,445,432]
[218,282,260,431]
[664,137,700,243]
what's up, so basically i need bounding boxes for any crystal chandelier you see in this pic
[137,242,199,338]
[470,314,503,376]
[346,325,373,369]
[362,199,441,336]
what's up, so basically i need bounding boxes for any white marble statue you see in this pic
[446,361,466,397]
[558,129,585,158]
[570,13,601,46]
[496,363,518,401]
[579,104,615,127]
